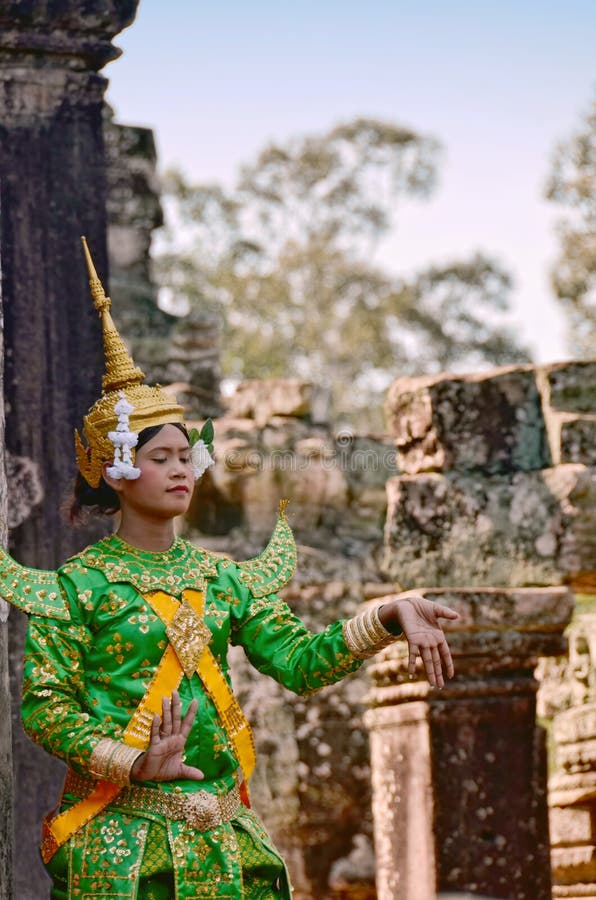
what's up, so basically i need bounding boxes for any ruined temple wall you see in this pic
[376,360,595,899]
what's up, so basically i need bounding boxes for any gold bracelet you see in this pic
[89,738,144,787]
[342,605,396,659]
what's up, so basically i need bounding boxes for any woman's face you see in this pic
[107,424,194,521]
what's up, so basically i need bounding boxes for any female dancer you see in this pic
[0,240,457,898]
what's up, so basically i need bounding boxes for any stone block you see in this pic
[550,806,596,847]
[382,464,596,588]
[554,704,596,748]
[226,379,312,426]
[545,412,596,467]
[335,434,397,491]
[537,612,596,720]
[385,365,550,475]
[561,417,596,465]
[261,416,311,452]
[551,845,596,883]
[366,691,552,899]
[540,361,596,414]
[550,771,596,809]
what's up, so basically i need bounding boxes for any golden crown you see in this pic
[75,237,185,488]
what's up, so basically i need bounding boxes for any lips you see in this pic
[167,486,189,494]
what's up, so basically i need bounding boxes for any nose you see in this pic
[171,458,188,479]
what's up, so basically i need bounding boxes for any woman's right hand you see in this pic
[130,690,204,782]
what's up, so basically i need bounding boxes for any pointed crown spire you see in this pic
[81,236,145,394]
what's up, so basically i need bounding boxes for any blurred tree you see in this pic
[157,118,530,425]
[545,92,596,358]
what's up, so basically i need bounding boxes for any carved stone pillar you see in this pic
[538,611,596,898]
[364,587,573,900]
[0,4,139,896]
[549,701,596,898]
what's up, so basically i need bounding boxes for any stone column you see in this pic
[365,587,573,900]
[0,4,139,896]
[0,299,14,900]
[537,610,596,899]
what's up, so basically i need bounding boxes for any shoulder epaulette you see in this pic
[236,501,297,597]
[0,546,70,620]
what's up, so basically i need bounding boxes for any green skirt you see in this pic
[138,820,287,899]
[46,811,290,899]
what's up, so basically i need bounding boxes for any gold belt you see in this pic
[64,770,241,832]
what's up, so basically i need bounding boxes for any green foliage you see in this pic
[545,91,596,358]
[189,420,214,456]
[157,117,531,425]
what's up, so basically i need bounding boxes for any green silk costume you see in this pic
[2,513,367,899]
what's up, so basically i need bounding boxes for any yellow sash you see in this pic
[42,588,255,862]
[143,589,256,782]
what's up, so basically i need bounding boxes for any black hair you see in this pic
[69,422,189,525]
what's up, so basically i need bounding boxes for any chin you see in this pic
[164,496,192,513]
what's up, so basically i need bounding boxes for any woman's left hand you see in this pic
[131,690,204,783]
[379,593,459,689]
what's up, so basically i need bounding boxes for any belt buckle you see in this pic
[183,790,220,831]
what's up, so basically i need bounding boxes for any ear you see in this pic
[102,464,126,494]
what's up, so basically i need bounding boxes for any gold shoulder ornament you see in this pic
[0,546,70,620]
[236,500,297,597]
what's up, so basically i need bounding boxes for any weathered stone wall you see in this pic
[366,588,572,899]
[382,362,596,591]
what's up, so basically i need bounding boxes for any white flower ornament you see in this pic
[189,419,215,481]
[190,439,214,480]
[106,393,141,481]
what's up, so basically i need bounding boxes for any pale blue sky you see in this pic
[107,1,596,364]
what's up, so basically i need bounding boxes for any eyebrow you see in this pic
[147,445,191,453]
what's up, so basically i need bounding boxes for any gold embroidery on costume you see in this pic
[236,502,297,598]
[166,599,212,679]
[0,547,70,619]
[73,534,220,594]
